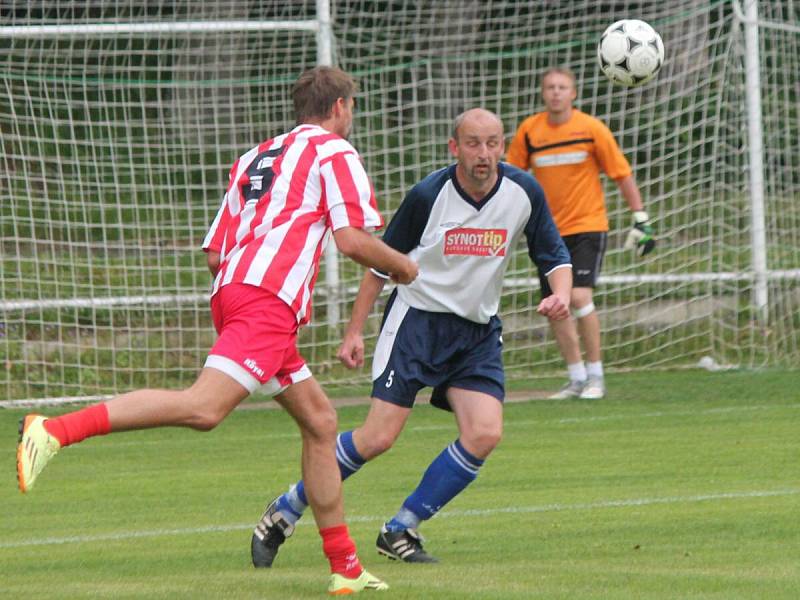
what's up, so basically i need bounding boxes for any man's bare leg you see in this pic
[105,367,250,432]
[274,377,343,529]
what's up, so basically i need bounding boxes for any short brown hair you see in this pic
[292,66,357,124]
[540,66,576,88]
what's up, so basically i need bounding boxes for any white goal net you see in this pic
[1,1,798,404]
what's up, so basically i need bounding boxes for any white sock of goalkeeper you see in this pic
[586,360,604,379]
[279,431,366,525]
[567,361,587,383]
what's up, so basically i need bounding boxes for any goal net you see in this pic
[1,1,798,404]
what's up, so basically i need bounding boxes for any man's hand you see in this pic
[337,332,366,369]
[624,211,656,257]
[537,294,570,321]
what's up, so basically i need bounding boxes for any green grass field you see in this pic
[2,370,798,599]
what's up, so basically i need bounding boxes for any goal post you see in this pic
[0,3,332,404]
[1,1,798,406]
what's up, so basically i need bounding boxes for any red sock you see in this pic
[320,524,363,579]
[43,403,111,447]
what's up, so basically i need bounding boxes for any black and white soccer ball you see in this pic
[597,19,664,87]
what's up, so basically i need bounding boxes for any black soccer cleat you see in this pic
[376,525,438,563]
[251,496,295,568]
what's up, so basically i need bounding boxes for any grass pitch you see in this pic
[2,370,798,598]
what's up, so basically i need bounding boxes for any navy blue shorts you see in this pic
[371,292,505,412]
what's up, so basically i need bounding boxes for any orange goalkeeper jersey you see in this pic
[506,109,631,236]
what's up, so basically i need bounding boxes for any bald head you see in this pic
[451,108,504,142]
[448,108,505,200]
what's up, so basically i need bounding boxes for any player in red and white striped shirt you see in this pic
[203,122,383,324]
[17,66,417,595]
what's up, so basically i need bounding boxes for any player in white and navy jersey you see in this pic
[251,109,572,566]
[17,66,417,595]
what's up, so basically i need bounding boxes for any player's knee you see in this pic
[191,416,220,431]
[358,429,399,459]
[186,405,227,432]
[571,301,595,319]
[166,389,222,431]
[463,425,502,457]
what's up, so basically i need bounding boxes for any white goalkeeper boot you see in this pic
[579,376,605,400]
[549,379,586,399]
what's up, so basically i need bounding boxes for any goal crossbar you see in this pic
[0,20,319,38]
[4,271,799,313]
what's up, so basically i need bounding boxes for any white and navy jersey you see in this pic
[381,162,571,324]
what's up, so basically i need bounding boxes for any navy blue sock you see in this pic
[335,430,367,480]
[275,489,304,523]
[288,430,366,520]
[386,439,484,531]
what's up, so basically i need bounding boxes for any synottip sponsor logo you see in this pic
[444,228,508,257]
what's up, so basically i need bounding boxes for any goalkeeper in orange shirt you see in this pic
[507,66,655,399]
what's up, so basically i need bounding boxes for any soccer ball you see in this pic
[597,19,664,87]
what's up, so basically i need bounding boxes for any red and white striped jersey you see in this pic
[203,124,383,325]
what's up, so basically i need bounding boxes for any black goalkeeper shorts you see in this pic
[539,231,607,299]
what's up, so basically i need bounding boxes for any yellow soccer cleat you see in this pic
[17,414,61,493]
[328,569,389,595]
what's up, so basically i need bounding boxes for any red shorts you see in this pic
[205,283,311,395]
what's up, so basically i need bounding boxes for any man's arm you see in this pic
[333,226,417,369]
[206,250,221,277]
[616,175,655,257]
[616,174,643,211]
[333,226,418,284]
[337,270,387,369]
[537,266,571,321]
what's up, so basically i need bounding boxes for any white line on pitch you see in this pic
[3,488,797,550]
[415,402,800,431]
